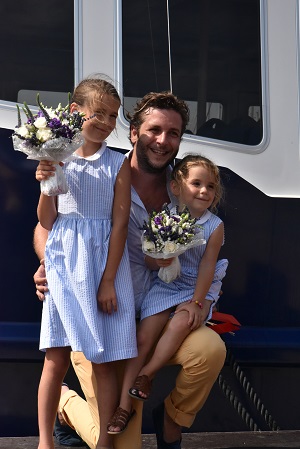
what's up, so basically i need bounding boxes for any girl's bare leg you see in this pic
[92,361,119,449]
[140,311,191,379]
[108,312,169,433]
[123,312,170,406]
[38,347,70,449]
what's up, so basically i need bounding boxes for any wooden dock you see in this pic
[1,431,300,449]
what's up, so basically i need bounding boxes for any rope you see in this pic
[146,0,158,90]
[227,350,280,431]
[166,0,173,92]
[218,374,260,431]
[146,0,172,92]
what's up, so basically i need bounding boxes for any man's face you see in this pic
[131,108,182,173]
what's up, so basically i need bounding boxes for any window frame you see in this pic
[117,0,269,155]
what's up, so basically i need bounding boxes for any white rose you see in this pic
[151,223,158,232]
[36,128,53,142]
[162,241,178,254]
[143,240,156,252]
[16,125,30,138]
[34,117,48,129]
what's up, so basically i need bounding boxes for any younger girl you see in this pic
[108,154,226,434]
[35,76,137,449]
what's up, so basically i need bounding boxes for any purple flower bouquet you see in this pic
[142,205,206,283]
[12,94,85,196]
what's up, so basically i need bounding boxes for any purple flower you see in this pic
[60,124,74,140]
[154,216,163,225]
[48,118,62,129]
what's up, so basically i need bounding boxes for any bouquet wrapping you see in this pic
[12,95,85,196]
[142,205,206,283]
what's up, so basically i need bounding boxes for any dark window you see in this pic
[0,0,74,106]
[122,0,262,146]
[0,1,74,323]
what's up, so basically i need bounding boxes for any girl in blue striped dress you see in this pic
[108,154,225,434]
[35,77,137,449]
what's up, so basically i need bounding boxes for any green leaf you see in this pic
[22,102,34,121]
[36,93,50,122]
[16,104,22,127]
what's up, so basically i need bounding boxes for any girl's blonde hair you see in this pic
[171,154,223,213]
[71,74,121,110]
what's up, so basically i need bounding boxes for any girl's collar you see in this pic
[74,141,107,160]
[196,209,212,224]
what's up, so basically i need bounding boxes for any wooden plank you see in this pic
[1,431,300,449]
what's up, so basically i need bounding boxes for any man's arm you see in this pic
[33,222,49,301]
[33,222,49,261]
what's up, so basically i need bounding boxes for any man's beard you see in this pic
[135,139,176,174]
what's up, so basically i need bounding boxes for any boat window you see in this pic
[0,0,74,107]
[122,0,262,146]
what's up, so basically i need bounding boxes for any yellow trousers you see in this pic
[59,324,226,449]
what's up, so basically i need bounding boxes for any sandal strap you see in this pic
[132,375,152,397]
[107,407,133,431]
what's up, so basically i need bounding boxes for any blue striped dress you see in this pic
[40,143,137,363]
[140,210,224,320]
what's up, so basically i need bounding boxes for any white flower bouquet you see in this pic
[12,94,85,196]
[142,205,206,283]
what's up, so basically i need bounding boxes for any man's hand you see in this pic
[33,260,48,301]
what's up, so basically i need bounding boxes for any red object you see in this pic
[207,311,241,335]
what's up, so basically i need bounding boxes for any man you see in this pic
[34,91,227,449]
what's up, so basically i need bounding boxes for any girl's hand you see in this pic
[175,301,207,330]
[144,255,175,270]
[97,279,117,314]
[35,160,63,181]
[155,257,174,268]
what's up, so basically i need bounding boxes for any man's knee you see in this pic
[171,326,226,374]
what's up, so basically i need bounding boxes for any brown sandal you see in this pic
[128,374,152,401]
[107,406,136,435]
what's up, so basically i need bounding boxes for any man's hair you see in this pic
[127,91,190,136]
